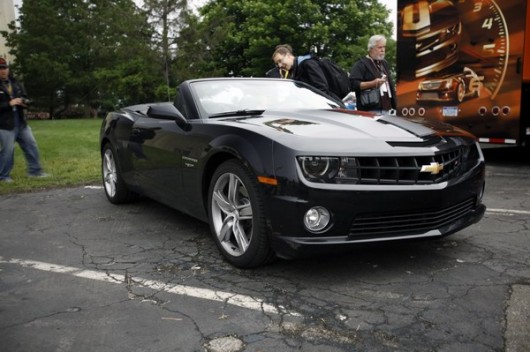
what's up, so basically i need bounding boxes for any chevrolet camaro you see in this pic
[417,67,483,103]
[100,78,486,268]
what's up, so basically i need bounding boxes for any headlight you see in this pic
[300,157,339,179]
[298,156,359,183]
[441,79,452,89]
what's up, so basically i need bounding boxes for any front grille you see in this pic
[421,81,443,90]
[349,198,475,238]
[418,92,440,100]
[354,146,470,185]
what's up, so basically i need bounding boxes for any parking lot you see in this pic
[1,147,529,352]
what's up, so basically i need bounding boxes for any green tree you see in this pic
[142,0,191,101]
[177,0,395,78]
[3,0,162,117]
[90,0,163,109]
[2,0,397,112]
[173,7,229,82]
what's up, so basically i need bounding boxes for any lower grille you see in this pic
[349,198,475,238]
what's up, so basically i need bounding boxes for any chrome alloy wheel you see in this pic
[210,172,253,257]
[103,148,118,198]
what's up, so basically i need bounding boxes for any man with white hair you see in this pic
[349,35,397,113]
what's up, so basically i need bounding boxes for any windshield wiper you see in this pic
[209,109,265,118]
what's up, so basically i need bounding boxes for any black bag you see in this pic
[315,57,351,99]
[359,88,380,109]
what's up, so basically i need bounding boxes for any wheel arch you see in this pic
[100,136,111,154]
[200,134,274,217]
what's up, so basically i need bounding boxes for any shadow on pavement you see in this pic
[481,145,530,166]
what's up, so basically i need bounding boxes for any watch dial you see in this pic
[455,0,508,99]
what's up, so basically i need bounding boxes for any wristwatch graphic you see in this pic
[454,0,509,100]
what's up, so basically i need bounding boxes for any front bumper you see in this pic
[416,90,457,103]
[271,203,485,259]
[266,164,485,260]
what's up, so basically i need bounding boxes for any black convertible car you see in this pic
[100,78,486,268]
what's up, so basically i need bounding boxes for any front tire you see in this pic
[102,143,135,204]
[208,160,274,268]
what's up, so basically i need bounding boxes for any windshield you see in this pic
[190,79,342,117]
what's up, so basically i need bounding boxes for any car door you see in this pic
[129,115,185,208]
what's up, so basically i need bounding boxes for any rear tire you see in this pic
[208,160,275,268]
[102,143,136,204]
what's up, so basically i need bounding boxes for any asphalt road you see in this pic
[1,146,529,352]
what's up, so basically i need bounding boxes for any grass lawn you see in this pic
[0,119,102,195]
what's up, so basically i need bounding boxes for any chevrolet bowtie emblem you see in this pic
[420,162,444,175]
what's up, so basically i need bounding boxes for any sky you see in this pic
[13,0,21,18]
[385,1,398,38]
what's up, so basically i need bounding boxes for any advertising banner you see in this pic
[396,0,526,143]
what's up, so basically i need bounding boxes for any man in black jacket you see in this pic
[349,35,397,113]
[0,58,47,182]
[272,44,341,101]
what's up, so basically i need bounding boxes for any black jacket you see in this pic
[349,57,397,111]
[294,56,341,101]
[0,76,27,130]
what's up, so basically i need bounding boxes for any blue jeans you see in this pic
[0,118,43,179]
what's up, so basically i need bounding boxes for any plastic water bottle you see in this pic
[342,92,356,110]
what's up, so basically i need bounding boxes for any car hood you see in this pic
[217,109,472,144]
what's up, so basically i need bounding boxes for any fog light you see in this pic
[303,207,331,233]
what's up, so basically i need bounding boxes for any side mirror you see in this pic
[147,103,188,128]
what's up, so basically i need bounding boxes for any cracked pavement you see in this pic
[0,147,529,352]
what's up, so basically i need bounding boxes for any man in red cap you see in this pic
[0,58,48,182]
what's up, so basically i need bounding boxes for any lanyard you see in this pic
[367,57,392,97]
[2,80,13,97]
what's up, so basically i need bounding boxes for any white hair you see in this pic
[367,35,387,51]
